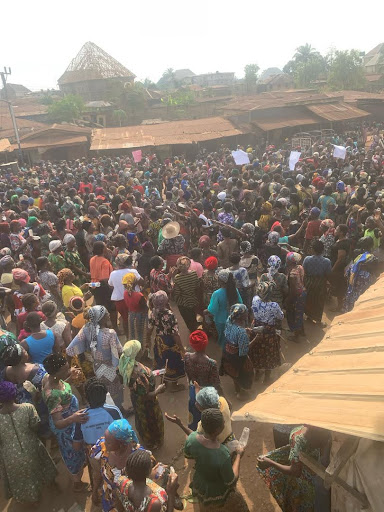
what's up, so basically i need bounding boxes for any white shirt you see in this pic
[108,268,141,301]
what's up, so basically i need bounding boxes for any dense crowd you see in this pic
[0,124,383,511]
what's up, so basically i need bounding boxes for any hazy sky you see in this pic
[3,0,384,91]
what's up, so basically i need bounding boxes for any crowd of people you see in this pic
[0,124,383,511]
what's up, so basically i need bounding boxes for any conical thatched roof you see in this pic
[58,42,135,85]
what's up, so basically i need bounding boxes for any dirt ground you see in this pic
[0,304,336,512]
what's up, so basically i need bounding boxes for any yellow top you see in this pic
[62,284,83,308]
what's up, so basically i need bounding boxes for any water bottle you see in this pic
[238,427,250,448]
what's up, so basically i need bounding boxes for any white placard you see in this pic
[289,151,301,171]
[333,145,347,160]
[231,150,250,166]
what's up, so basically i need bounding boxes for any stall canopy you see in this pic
[232,275,384,442]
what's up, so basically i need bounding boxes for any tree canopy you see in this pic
[47,95,84,123]
[327,49,366,90]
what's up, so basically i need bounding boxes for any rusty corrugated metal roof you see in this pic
[306,102,370,121]
[233,275,384,442]
[14,135,88,151]
[253,112,319,131]
[90,117,244,151]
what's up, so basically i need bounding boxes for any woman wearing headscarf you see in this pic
[201,256,219,308]
[0,381,57,504]
[173,256,199,332]
[123,272,148,348]
[119,340,165,450]
[66,305,124,408]
[259,255,288,308]
[63,233,90,286]
[184,330,223,429]
[260,231,288,271]
[48,239,67,274]
[303,240,332,324]
[41,354,88,492]
[58,268,88,309]
[206,269,242,349]
[319,219,336,259]
[199,235,218,261]
[9,219,36,280]
[250,281,283,384]
[258,201,273,232]
[221,304,253,399]
[303,207,322,256]
[286,252,307,339]
[148,290,186,391]
[91,418,140,510]
[332,180,348,225]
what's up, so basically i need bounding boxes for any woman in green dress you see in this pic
[184,408,249,512]
[119,339,165,451]
[0,380,57,504]
[48,240,67,274]
[63,234,90,286]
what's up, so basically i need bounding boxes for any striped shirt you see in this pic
[173,271,199,308]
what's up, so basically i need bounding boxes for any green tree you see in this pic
[327,49,366,90]
[283,44,326,87]
[47,95,84,122]
[294,44,321,64]
[112,109,128,127]
[244,63,260,91]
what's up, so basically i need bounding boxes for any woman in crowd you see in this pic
[330,224,351,312]
[149,255,173,294]
[48,239,67,274]
[229,253,252,309]
[157,221,185,271]
[42,354,88,492]
[184,330,222,429]
[66,305,124,408]
[36,256,63,310]
[148,290,185,391]
[123,273,148,348]
[303,240,332,325]
[58,268,86,309]
[221,304,254,400]
[258,425,329,512]
[21,312,61,364]
[119,340,165,450]
[250,281,284,384]
[90,240,117,329]
[207,269,242,349]
[184,408,249,512]
[91,419,140,510]
[9,219,35,279]
[286,252,307,339]
[63,233,90,286]
[173,256,199,333]
[259,255,288,309]
[115,450,179,512]
[41,300,72,349]
[0,381,57,504]
[201,256,219,308]
[260,231,288,270]
[344,236,379,312]
[319,219,335,259]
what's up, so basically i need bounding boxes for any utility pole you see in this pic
[0,67,24,164]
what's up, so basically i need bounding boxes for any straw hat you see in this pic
[162,221,180,239]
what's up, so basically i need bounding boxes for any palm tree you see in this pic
[294,44,320,64]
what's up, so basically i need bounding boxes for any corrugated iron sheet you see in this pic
[307,102,370,121]
[254,113,318,131]
[232,276,384,442]
[90,117,243,151]
[15,135,88,151]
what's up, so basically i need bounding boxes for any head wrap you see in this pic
[228,303,247,322]
[27,216,38,227]
[256,281,273,301]
[217,191,226,201]
[218,268,230,283]
[336,181,345,192]
[87,305,107,351]
[63,234,76,245]
[268,231,280,245]
[18,218,27,228]
[12,268,30,283]
[240,241,252,255]
[310,207,321,218]
[57,268,74,287]
[118,340,142,386]
[0,255,13,267]
[196,386,220,409]
[122,272,136,292]
[115,253,130,268]
[205,256,218,270]
[0,381,17,403]
[189,330,208,352]
[176,256,191,272]
[286,252,302,265]
[262,201,272,213]
[151,290,169,313]
[320,219,335,237]
[107,419,138,444]
[199,235,211,248]
[49,240,62,252]
[69,296,84,312]
[241,223,255,235]
[95,233,105,242]
[267,255,281,278]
